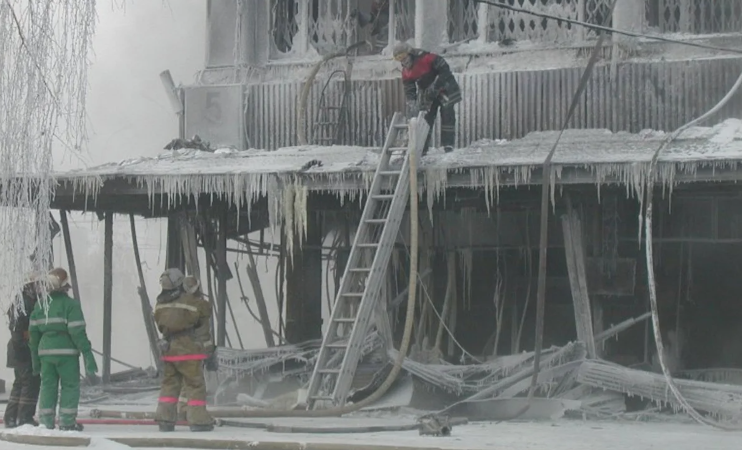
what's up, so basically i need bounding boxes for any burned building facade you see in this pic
[50,0,742,418]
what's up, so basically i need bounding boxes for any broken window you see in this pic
[271,0,300,55]
[487,0,580,43]
[584,0,613,37]
[269,0,409,58]
[448,0,480,43]
[646,0,742,34]
[394,0,415,43]
[309,0,356,54]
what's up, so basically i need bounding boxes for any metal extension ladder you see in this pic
[306,112,429,409]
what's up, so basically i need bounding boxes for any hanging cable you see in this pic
[516,0,620,422]
[642,65,742,431]
[473,0,742,56]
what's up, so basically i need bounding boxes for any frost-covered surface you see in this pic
[53,120,742,247]
[57,119,742,185]
[0,423,86,437]
[3,419,742,450]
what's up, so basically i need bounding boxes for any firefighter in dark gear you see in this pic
[351,0,389,54]
[176,275,216,422]
[154,268,214,432]
[4,274,42,428]
[394,42,461,155]
[29,268,98,431]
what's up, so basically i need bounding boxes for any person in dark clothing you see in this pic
[4,275,42,428]
[393,42,462,155]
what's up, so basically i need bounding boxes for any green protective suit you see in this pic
[29,291,98,429]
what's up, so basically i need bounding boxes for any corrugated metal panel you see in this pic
[245,57,742,150]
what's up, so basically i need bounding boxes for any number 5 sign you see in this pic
[184,85,244,149]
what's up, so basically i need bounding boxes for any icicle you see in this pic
[424,168,447,224]
[457,249,473,311]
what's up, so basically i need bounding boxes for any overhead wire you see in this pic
[473,0,742,56]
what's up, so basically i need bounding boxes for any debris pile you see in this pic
[206,336,742,424]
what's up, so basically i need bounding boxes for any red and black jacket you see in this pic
[402,50,461,107]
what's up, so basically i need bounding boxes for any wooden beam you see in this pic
[561,199,596,359]
[129,215,162,370]
[215,208,228,347]
[284,215,323,343]
[102,212,114,383]
[59,210,80,301]
[165,217,185,272]
[244,241,276,347]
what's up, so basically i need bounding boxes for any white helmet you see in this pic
[159,268,185,290]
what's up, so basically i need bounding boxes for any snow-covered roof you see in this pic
[57,119,742,194]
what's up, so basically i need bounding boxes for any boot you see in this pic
[4,419,17,429]
[18,418,38,427]
[58,422,84,432]
[189,423,214,432]
[159,422,175,432]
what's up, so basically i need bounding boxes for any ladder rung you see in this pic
[388,147,407,152]
[310,395,335,401]
[341,292,364,298]
[364,219,387,224]
[357,243,379,248]
[379,171,400,176]
[372,194,394,200]
[394,123,408,129]
[349,268,371,272]
[333,318,356,323]
[327,343,348,348]
[318,369,341,374]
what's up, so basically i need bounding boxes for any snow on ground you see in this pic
[2,418,742,450]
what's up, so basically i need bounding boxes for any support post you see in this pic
[165,216,185,272]
[59,210,80,301]
[245,242,276,347]
[130,215,162,370]
[561,199,597,359]
[102,212,114,383]
[215,209,228,347]
[285,215,323,344]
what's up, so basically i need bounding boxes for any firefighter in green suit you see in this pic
[29,267,98,431]
[154,268,214,432]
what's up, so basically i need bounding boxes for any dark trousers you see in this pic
[4,366,41,425]
[423,100,456,154]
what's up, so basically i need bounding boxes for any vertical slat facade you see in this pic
[243,57,742,150]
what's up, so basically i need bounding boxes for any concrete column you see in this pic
[285,215,323,344]
[414,0,447,51]
[102,213,113,384]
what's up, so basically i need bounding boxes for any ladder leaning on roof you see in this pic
[305,111,430,410]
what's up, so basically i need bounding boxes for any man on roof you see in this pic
[393,42,462,155]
